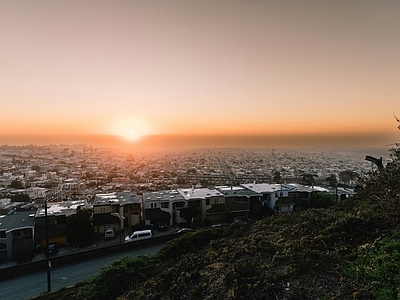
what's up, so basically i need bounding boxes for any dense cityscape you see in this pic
[0,144,385,198]
[0,144,389,265]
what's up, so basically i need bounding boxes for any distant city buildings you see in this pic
[0,144,385,263]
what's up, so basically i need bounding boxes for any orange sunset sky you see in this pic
[1,1,399,149]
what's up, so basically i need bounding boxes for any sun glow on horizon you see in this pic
[108,117,153,141]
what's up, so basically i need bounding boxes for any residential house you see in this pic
[93,192,141,235]
[282,183,314,210]
[34,199,89,247]
[142,190,186,226]
[215,186,261,221]
[327,186,355,202]
[24,187,47,200]
[0,210,36,262]
[241,183,293,213]
[177,187,225,223]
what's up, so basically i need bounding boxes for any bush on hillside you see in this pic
[89,255,159,300]
[345,234,400,300]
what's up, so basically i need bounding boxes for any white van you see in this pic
[124,229,152,243]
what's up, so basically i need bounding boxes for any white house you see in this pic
[241,183,292,211]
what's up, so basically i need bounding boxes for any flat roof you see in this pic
[216,186,262,197]
[143,190,185,202]
[241,183,288,193]
[281,183,316,193]
[177,188,224,200]
[94,191,140,205]
[0,210,36,232]
[35,200,88,217]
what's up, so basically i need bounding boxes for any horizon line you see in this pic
[0,132,398,150]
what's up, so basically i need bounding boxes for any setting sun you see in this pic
[109,117,152,141]
[127,130,136,140]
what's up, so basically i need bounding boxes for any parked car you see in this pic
[157,222,167,231]
[124,229,153,243]
[35,243,43,255]
[104,228,116,239]
[48,243,58,255]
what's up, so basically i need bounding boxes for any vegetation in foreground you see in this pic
[34,146,400,300]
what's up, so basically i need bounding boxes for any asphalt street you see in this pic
[0,243,163,300]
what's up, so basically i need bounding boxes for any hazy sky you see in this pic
[1,0,399,146]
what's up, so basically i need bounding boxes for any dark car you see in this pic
[47,243,58,255]
[157,222,167,231]
[35,243,43,255]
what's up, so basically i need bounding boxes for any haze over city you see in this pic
[1,1,399,150]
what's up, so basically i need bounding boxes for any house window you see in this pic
[100,207,106,213]
[0,231,5,238]
[174,202,184,209]
[206,199,210,205]
[213,199,218,204]
[280,192,283,197]
[161,202,169,208]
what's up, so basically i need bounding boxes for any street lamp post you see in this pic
[44,198,51,292]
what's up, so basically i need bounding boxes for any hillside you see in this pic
[35,149,400,300]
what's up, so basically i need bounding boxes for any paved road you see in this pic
[0,243,163,300]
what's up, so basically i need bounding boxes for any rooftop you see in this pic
[177,187,223,200]
[0,210,36,232]
[281,183,318,193]
[216,185,262,197]
[241,183,289,193]
[94,191,140,205]
[143,190,185,202]
[35,200,88,217]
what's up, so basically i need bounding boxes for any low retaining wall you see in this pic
[0,234,175,282]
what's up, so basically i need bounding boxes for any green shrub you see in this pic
[310,192,336,208]
[158,227,226,261]
[90,255,159,300]
[345,235,400,300]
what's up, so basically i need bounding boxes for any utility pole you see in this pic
[45,198,51,292]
